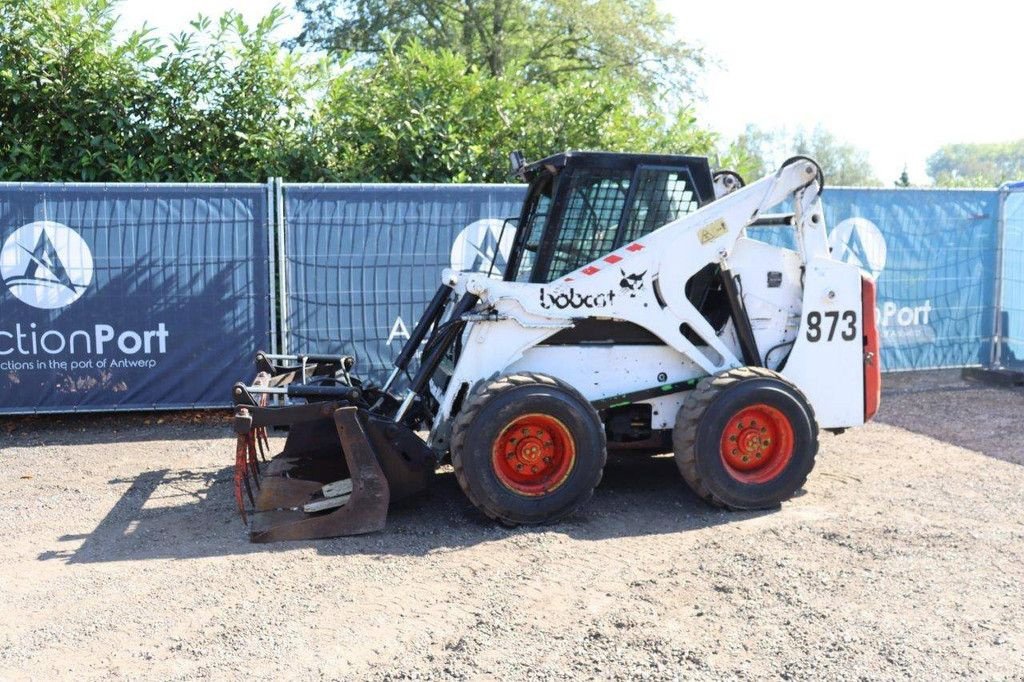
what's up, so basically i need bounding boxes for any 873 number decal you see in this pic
[806,310,857,342]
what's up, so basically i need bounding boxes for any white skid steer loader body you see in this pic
[229,154,878,541]
[429,160,868,449]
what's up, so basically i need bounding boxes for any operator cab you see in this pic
[504,151,717,284]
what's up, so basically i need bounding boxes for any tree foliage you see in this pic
[894,166,911,188]
[0,0,714,183]
[312,42,715,182]
[0,0,318,181]
[718,124,880,187]
[926,141,1024,187]
[792,127,879,187]
[292,0,704,97]
[717,124,773,182]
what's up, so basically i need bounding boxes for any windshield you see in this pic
[505,172,553,282]
[546,168,632,279]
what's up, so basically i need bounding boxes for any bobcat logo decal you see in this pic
[619,269,646,297]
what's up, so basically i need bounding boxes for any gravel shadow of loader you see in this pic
[37,452,773,565]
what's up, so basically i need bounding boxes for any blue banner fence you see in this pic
[282,184,1012,380]
[997,183,1024,370]
[0,182,274,413]
[279,183,524,379]
[821,188,1000,371]
[0,179,1020,412]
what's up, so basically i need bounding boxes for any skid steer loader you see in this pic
[231,151,881,542]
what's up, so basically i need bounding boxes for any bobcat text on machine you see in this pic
[231,151,881,542]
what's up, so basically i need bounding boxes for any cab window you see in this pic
[546,168,632,280]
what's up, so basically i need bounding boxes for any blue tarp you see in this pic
[822,188,1000,371]
[999,189,1024,368]
[281,184,1002,376]
[0,184,272,412]
[0,180,1011,414]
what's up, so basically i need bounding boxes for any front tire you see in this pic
[450,373,606,526]
[673,367,818,509]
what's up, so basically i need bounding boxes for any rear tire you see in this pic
[673,367,818,509]
[450,373,606,526]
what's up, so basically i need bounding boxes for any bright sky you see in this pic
[115,0,301,41]
[116,0,1024,185]
[671,0,1024,184]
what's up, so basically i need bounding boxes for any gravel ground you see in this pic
[1,372,1023,680]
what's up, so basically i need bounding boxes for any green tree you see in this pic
[926,140,1024,187]
[311,44,506,182]
[0,0,321,182]
[0,0,715,184]
[894,166,911,188]
[792,126,879,187]
[717,125,878,186]
[311,42,715,182]
[717,124,775,181]
[0,0,157,180]
[291,0,703,96]
[144,11,326,181]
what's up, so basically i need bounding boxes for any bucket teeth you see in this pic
[256,427,270,462]
[234,431,265,525]
[234,437,251,523]
[246,433,262,489]
[255,394,270,463]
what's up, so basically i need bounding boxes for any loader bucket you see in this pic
[232,369,436,543]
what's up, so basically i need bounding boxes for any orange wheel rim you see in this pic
[492,413,576,496]
[719,403,794,484]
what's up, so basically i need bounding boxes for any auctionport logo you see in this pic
[388,218,517,345]
[450,218,516,279]
[829,216,934,344]
[0,221,93,309]
[0,220,172,373]
[828,217,887,279]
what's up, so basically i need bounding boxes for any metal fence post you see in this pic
[266,178,279,356]
[991,186,1009,369]
[275,177,289,356]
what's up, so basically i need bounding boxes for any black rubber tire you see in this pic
[450,372,607,526]
[673,366,818,510]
